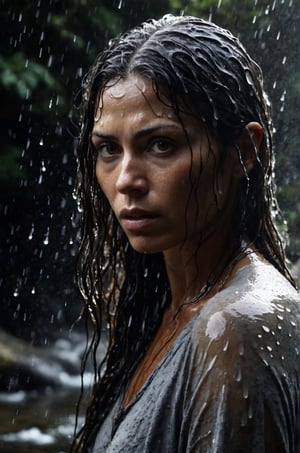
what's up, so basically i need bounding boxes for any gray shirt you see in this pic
[92,260,300,452]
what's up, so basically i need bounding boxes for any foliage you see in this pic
[0,52,60,99]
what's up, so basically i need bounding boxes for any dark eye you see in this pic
[96,142,121,159]
[151,138,173,154]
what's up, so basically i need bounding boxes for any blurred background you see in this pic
[0,0,299,451]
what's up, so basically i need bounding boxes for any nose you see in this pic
[115,153,148,196]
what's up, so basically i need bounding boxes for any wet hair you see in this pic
[72,14,295,451]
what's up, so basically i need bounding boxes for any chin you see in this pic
[128,238,165,255]
[131,245,163,254]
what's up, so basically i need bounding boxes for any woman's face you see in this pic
[92,76,237,254]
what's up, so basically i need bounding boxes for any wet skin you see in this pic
[92,76,238,257]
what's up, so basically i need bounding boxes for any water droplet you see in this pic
[47,55,53,68]
[262,325,270,333]
[248,403,254,419]
[223,340,229,352]
[243,385,249,399]
[28,224,34,240]
[241,410,248,427]
[280,90,286,102]
[43,227,50,245]
[234,364,242,382]
[239,343,244,356]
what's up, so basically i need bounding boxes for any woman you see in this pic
[73,15,300,452]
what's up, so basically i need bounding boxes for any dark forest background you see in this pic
[0,0,299,345]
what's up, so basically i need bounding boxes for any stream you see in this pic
[0,329,98,453]
[0,387,80,452]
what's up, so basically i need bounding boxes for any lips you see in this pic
[119,208,159,232]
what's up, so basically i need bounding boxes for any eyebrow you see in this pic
[91,124,181,141]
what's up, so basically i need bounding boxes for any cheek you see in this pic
[184,170,220,228]
[95,167,103,190]
[95,167,113,201]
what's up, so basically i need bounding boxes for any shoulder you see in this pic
[191,258,300,365]
[184,261,300,453]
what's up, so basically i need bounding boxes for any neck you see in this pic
[163,225,241,315]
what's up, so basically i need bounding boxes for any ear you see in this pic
[232,121,263,179]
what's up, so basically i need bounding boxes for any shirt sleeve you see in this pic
[179,300,300,453]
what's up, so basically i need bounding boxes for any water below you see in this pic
[0,330,95,453]
[0,387,80,452]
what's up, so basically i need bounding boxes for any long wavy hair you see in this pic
[72,15,295,451]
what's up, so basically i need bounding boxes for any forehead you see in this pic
[104,76,148,100]
[96,76,177,121]
[93,76,211,145]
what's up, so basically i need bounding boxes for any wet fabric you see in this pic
[92,259,300,452]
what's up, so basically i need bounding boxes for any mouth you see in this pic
[119,208,159,232]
